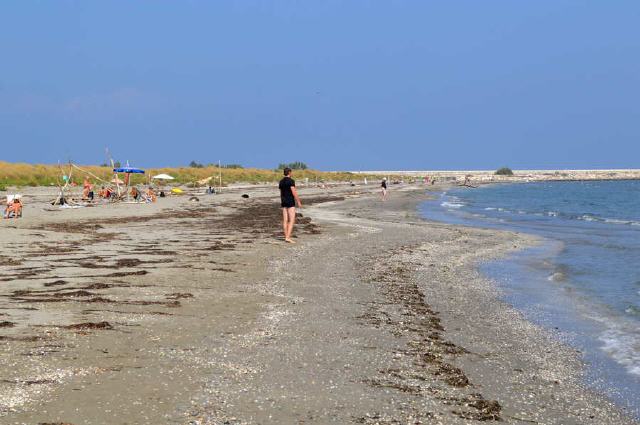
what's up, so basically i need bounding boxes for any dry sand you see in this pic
[0,183,636,424]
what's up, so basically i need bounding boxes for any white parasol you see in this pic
[152,174,175,181]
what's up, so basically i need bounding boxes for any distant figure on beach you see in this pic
[381,178,388,201]
[98,186,110,199]
[146,186,157,203]
[82,177,94,201]
[279,167,302,243]
[4,197,22,219]
[100,186,114,199]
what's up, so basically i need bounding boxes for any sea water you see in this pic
[420,180,640,417]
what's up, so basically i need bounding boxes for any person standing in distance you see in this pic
[279,167,302,243]
[381,178,388,201]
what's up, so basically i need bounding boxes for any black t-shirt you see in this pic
[381,180,387,189]
[279,177,296,205]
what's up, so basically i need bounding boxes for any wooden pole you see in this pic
[111,158,121,199]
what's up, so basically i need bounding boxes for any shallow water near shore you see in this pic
[420,180,640,418]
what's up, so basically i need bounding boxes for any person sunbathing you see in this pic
[98,187,113,199]
[146,187,157,203]
[4,198,22,219]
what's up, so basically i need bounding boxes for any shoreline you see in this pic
[423,182,640,418]
[314,188,636,424]
[0,184,636,423]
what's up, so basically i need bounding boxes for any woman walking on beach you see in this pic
[279,167,302,243]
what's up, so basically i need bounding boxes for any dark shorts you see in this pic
[281,198,295,208]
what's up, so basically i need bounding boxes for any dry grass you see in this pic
[0,161,385,188]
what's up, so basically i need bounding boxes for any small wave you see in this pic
[548,271,566,282]
[579,215,598,222]
[441,202,465,209]
[604,218,640,226]
[547,211,559,217]
[625,305,640,316]
[574,215,640,227]
[599,329,640,377]
[604,218,632,225]
[484,207,497,211]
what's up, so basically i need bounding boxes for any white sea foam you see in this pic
[599,329,640,377]
[441,201,464,209]
[548,271,566,282]
[572,215,640,226]
[603,218,640,226]
[603,218,630,225]
[579,215,597,222]
[625,306,640,316]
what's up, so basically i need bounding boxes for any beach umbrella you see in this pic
[113,167,145,174]
[152,173,175,180]
[113,167,145,194]
[152,174,175,196]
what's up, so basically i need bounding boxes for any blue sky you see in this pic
[1,1,639,170]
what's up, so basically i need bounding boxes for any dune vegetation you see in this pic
[0,161,383,189]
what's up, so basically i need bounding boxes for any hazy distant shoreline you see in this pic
[352,169,640,183]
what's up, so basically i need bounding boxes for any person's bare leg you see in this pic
[285,207,296,243]
[282,208,289,240]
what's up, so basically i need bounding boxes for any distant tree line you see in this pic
[189,161,244,169]
[277,161,308,170]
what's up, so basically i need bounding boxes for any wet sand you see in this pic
[0,184,636,424]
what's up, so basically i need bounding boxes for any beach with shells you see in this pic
[0,183,635,424]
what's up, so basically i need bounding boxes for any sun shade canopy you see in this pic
[152,174,175,180]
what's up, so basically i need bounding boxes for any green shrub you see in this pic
[495,167,514,176]
[277,161,308,170]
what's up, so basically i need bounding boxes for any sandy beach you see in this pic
[0,183,636,424]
